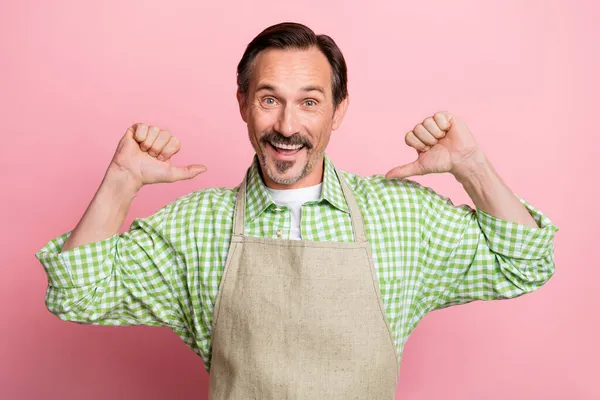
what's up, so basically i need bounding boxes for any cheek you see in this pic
[250,107,277,132]
[316,132,332,150]
[302,111,325,130]
[308,116,333,146]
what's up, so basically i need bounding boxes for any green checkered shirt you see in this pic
[35,155,558,371]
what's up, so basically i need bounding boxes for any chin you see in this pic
[262,157,307,185]
[267,164,305,185]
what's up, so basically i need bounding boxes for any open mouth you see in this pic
[268,141,306,156]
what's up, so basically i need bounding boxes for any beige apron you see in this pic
[209,167,399,399]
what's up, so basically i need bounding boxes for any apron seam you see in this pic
[363,245,401,369]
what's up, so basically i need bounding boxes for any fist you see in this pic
[108,123,206,189]
[385,111,481,180]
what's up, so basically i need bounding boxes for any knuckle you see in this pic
[169,138,181,151]
[161,131,172,141]
[161,143,174,154]
[133,124,148,140]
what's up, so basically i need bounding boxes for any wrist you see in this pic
[451,151,490,185]
[104,163,143,196]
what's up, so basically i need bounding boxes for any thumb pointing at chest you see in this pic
[385,161,424,180]
[167,164,207,182]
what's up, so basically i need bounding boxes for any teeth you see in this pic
[271,142,303,150]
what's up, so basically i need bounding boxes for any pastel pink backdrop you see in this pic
[1,0,597,399]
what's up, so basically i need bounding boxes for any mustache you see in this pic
[260,132,314,149]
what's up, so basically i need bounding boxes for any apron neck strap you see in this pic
[335,169,367,242]
[233,166,367,242]
[233,170,248,237]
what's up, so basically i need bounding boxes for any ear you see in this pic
[332,95,349,131]
[236,91,248,123]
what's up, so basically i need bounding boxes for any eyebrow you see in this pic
[255,83,326,95]
[301,85,326,95]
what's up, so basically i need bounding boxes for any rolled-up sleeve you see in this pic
[417,185,559,312]
[34,205,186,329]
[37,232,119,288]
[476,195,558,260]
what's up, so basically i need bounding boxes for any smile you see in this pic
[267,142,306,159]
[271,142,304,151]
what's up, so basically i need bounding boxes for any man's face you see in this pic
[238,47,348,188]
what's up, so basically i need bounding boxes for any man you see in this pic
[36,22,558,399]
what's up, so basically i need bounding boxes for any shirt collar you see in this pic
[243,154,350,224]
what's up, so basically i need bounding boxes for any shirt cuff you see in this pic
[35,231,119,288]
[476,195,559,260]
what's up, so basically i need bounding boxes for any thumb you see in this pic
[385,161,423,180]
[167,164,207,182]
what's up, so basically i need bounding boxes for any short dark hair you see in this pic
[236,22,348,106]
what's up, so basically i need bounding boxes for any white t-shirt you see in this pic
[266,183,323,240]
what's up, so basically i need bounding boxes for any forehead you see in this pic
[250,47,332,95]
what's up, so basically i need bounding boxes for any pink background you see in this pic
[1,0,597,399]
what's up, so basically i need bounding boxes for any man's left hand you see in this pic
[385,111,484,180]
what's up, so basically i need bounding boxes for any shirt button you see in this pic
[276,229,283,237]
[274,207,282,212]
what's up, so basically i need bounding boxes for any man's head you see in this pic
[236,22,349,188]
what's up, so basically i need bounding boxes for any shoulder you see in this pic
[169,186,237,218]
[141,186,237,232]
[337,169,472,230]
[338,169,425,207]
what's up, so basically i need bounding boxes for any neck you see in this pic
[261,157,325,190]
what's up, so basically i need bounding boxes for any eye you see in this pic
[262,97,277,106]
[304,99,317,107]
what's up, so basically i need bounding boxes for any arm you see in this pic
[417,180,558,311]
[385,111,558,311]
[35,167,184,328]
[35,123,206,327]
[453,151,538,228]
[423,152,559,310]
[61,165,139,252]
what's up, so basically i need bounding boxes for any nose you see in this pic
[273,103,300,137]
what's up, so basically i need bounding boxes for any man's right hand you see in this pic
[107,123,207,190]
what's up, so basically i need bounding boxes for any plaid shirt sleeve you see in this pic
[416,184,559,312]
[34,203,186,329]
